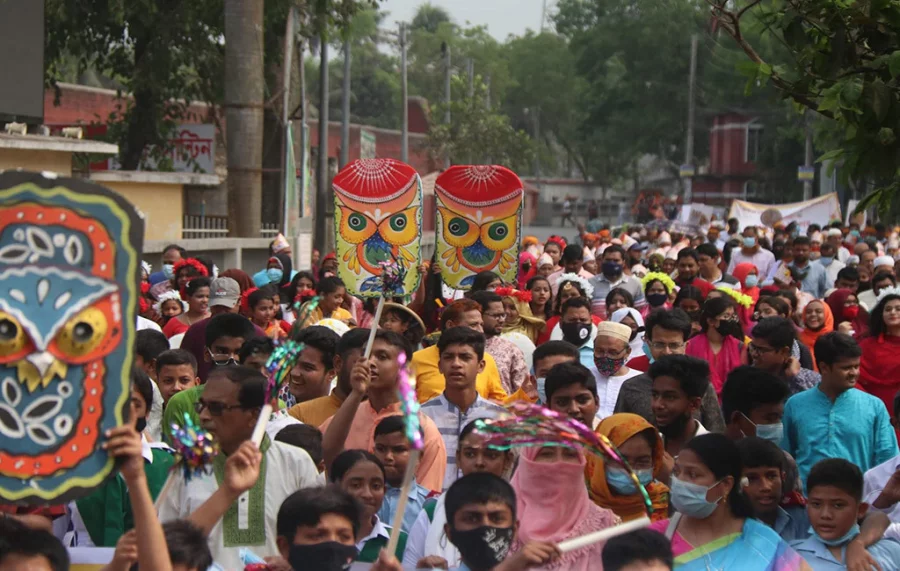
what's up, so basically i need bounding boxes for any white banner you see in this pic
[728,193,842,231]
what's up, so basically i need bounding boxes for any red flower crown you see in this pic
[240,287,258,315]
[495,286,532,303]
[546,235,567,250]
[172,258,209,279]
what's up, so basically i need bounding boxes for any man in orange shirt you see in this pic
[321,330,447,492]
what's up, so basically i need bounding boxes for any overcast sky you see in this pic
[382,0,550,41]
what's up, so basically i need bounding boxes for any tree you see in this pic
[502,31,589,178]
[553,0,709,185]
[45,0,224,169]
[709,0,900,211]
[410,2,451,34]
[427,78,535,171]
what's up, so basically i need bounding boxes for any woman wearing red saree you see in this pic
[859,290,900,418]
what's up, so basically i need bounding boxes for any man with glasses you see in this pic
[614,309,725,432]
[749,317,820,395]
[592,321,643,419]
[163,313,258,443]
[158,365,320,570]
[469,291,527,394]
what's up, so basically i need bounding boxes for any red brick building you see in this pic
[692,113,762,206]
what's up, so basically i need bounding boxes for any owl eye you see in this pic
[348,213,369,232]
[389,213,407,231]
[55,307,108,358]
[449,217,470,236]
[0,311,30,358]
[487,222,508,241]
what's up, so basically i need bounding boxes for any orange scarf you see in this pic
[797,300,834,371]
[587,413,669,522]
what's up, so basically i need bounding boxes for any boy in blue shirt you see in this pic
[374,415,435,533]
[792,459,900,569]
[782,332,898,486]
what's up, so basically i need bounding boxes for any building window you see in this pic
[743,180,759,199]
[746,124,762,163]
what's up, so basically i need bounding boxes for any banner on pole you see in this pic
[728,193,842,231]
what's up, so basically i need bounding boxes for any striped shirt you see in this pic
[420,394,506,490]
[588,273,647,318]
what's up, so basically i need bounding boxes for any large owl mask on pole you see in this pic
[333,158,423,297]
[434,165,524,290]
[0,171,143,504]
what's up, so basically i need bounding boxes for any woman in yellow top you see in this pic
[299,275,354,325]
[588,413,670,522]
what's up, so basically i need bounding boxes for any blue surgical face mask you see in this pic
[850,230,861,238]
[670,477,724,519]
[743,237,757,248]
[536,377,547,404]
[642,341,655,364]
[755,422,784,445]
[811,523,860,547]
[744,274,759,288]
[819,256,834,267]
[163,263,175,280]
[606,467,653,495]
[267,268,284,283]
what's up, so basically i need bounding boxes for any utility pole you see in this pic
[224,0,264,237]
[340,38,351,169]
[442,42,451,169]
[315,34,330,254]
[280,7,296,234]
[540,0,548,32]
[534,107,541,188]
[683,34,699,204]
[400,22,408,164]
[803,111,814,200]
[298,35,308,219]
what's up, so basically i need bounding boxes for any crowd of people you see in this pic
[10,217,900,571]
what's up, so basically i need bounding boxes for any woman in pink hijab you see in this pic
[510,445,620,570]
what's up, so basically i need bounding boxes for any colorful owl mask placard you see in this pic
[333,159,423,297]
[434,165,524,290]
[0,171,143,504]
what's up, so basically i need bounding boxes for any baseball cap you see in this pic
[210,277,240,308]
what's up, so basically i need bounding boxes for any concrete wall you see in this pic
[100,180,184,241]
[0,148,71,175]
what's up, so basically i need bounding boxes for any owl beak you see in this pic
[16,351,68,393]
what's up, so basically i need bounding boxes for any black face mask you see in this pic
[560,322,591,346]
[135,417,147,434]
[646,293,668,307]
[716,320,744,340]
[450,525,514,571]
[288,542,358,571]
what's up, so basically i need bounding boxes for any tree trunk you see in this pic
[225,0,264,237]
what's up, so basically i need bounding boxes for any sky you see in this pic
[382,0,550,41]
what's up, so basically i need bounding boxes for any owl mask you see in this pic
[434,165,524,290]
[332,158,423,297]
[0,172,143,503]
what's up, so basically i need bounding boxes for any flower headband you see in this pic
[555,272,594,298]
[240,287,259,314]
[153,290,188,315]
[495,286,533,303]
[546,235,567,250]
[875,285,900,308]
[716,285,753,309]
[173,258,209,279]
[641,271,676,294]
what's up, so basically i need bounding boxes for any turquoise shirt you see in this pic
[782,386,898,488]
[791,536,900,570]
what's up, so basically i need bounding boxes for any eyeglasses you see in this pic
[649,342,685,352]
[748,343,777,355]
[194,399,243,416]
[484,312,508,320]
[208,349,238,366]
